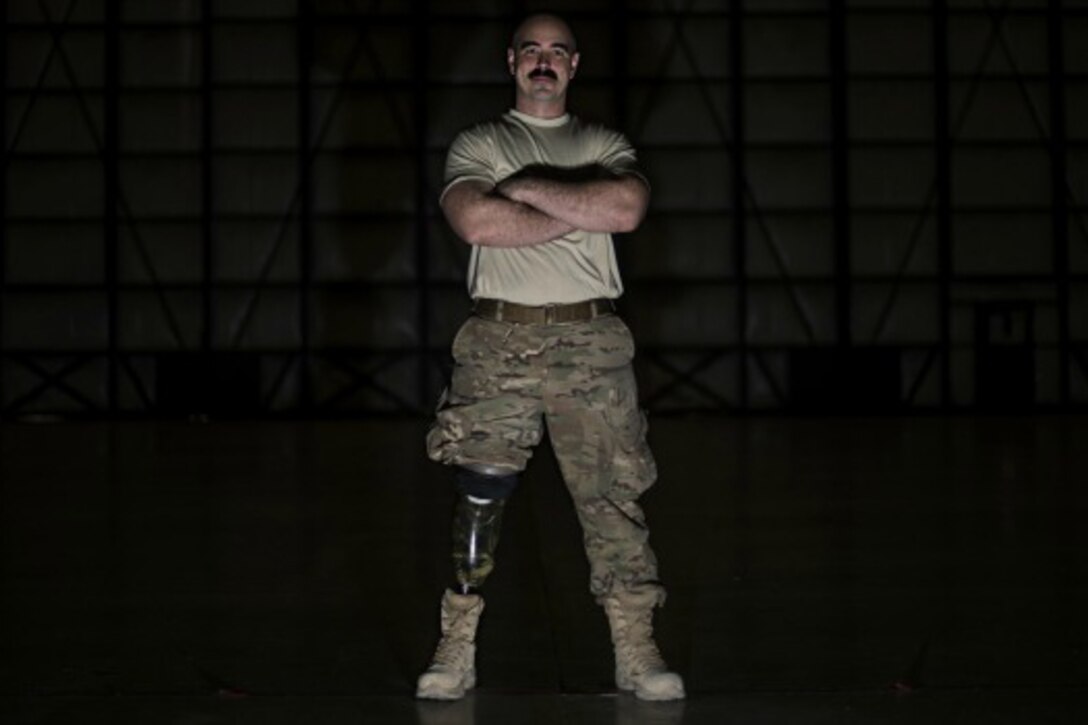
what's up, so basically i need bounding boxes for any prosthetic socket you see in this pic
[451,466,516,594]
[452,494,505,593]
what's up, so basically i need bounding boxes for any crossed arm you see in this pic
[440,170,649,249]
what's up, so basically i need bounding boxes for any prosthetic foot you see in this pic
[416,589,485,700]
[602,590,685,701]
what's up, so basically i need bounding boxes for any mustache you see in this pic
[528,67,558,80]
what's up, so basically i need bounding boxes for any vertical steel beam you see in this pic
[413,0,431,412]
[0,6,8,414]
[297,0,315,411]
[1048,0,1070,406]
[933,0,952,407]
[611,1,629,129]
[830,0,851,348]
[611,0,629,276]
[105,0,121,414]
[611,1,632,315]
[729,0,748,409]
[201,0,214,357]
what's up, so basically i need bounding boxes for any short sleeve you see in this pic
[440,127,495,203]
[596,130,650,189]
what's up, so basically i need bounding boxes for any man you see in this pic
[417,13,684,702]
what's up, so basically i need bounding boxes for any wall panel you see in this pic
[2,0,1085,415]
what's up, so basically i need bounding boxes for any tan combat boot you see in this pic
[416,589,484,700]
[603,590,685,701]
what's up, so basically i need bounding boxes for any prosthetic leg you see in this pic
[451,494,506,594]
[416,467,515,700]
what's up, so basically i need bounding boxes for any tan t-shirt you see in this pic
[441,109,646,306]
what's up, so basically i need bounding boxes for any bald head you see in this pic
[511,13,577,53]
[506,12,581,118]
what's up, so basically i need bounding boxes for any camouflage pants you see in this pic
[426,313,665,605]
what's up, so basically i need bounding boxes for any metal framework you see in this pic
[2,0,1086,417]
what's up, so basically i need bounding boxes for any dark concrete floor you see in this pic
[1,416,1086,724]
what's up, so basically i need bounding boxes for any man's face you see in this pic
[507,15,580,111]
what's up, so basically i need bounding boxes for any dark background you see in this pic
[3,4,1088,723]
[4,0,1087,419]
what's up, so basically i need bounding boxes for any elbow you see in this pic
[451,209,495,246]
[464,226,510,248]
[442,189,499,247]
[463,228,492,246]
[456,222,483,246]
[459,218,498,246]
[612,181,649,233]
[613,207,644,233]
[613,197,648,233]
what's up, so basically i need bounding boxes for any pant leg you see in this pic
[427,316,548,473]
[544,316,665,606]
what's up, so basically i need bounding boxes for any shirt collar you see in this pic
[507,109,571,127]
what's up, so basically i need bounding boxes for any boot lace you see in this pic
[430,632,469,669]
[617,609,667,675]
[430,606,477,669]
[622,638,666,675]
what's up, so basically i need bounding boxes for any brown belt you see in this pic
[473,298,615,325]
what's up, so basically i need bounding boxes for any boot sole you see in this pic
[415,686,465,700]
[619,682,686,701]
[633,686,686,701]
[617,673,686,701]
[415,671,476,700]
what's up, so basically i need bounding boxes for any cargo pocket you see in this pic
[602,381,658,500]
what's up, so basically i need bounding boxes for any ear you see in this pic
[570,51,581,78]
[507,47,516,75]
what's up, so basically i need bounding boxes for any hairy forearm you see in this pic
[442,182,575,248]
[498,174,649,233]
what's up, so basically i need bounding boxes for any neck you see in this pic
[514,96,567,120]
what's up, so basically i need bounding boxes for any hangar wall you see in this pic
[3,0,1087,416]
